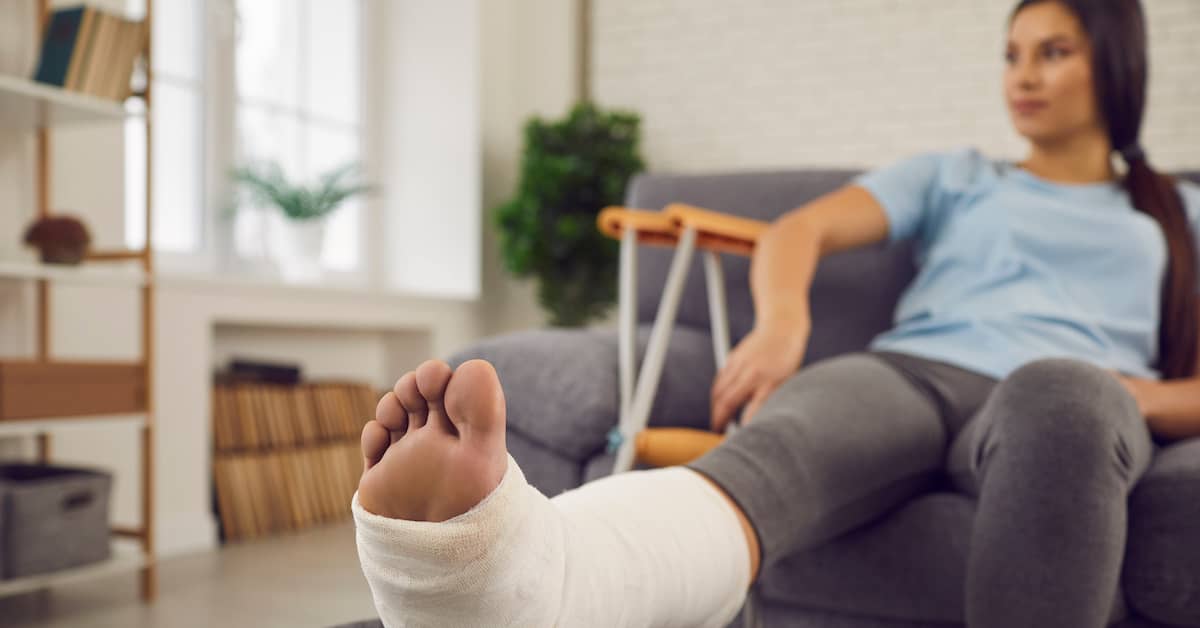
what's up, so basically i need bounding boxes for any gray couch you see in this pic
[443,168,1200,628]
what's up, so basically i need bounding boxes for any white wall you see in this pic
[592,0,1200,172]
[369,0,482,300]
[477,0,582,335]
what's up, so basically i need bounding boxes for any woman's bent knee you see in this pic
[984,358,1153,480]
[992,358,1142,434]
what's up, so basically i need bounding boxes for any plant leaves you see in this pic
[230,160,372,221]
[490,101,645,326]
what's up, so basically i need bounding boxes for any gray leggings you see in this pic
[685,350,1157,628]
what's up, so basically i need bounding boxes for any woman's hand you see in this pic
[710,318,811,433]
[1109,370,1153,417]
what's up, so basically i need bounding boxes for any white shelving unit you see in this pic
[0,259,147,286]
[0,414,146,439]
[0,0,157,603]
[0,73,127,129]
[0,539,146,598]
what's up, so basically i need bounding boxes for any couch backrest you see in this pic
[626,169,1200,364]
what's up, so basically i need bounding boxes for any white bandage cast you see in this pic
[353,453,751,627]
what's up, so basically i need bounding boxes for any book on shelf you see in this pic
[211,379,380,541]
[32,5,148,102]
[227,358,303,386]
[32,6,86,88]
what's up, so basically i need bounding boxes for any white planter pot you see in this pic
[269,213,327,282]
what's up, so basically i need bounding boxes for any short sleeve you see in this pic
[1179,180,1200,294]
[854,152,942,244]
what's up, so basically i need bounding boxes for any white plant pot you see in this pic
[270,213,327,283]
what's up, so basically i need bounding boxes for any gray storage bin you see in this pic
[0,464,112,579]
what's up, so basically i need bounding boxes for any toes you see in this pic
[415,360,453,405]
[444,359,506,440]
[361,420,390,471]
[415,360,455,434]
[394,371,427,429]
[375,391,409,434]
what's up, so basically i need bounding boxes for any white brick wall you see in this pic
[592,0,1200,173]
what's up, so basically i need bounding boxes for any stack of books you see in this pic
[32,5,148,101]
[211,381,380,541]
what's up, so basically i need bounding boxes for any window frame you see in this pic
[131,0,370,285]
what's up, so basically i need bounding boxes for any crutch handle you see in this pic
[597,204,769,256]
[597,207,679,247]
[664,203,769,257]
[635,427,726,467]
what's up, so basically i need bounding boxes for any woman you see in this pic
[352,1,1200,626]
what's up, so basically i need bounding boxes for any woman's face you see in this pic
[1005,2,1104,145]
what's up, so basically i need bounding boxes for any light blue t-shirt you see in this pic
[855,147,1200,381]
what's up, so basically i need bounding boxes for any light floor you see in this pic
[0,523,377,628]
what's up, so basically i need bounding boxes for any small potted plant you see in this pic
[23,215,92,265]
[231,161,371,281]
[493,102,646,326]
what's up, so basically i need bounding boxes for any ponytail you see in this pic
[1121,146,1199,379]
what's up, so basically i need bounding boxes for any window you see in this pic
[124,0,205,254]
[118,1,480,295]
[232,0,363,272]
[124,0,363,276]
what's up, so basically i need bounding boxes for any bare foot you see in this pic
[358,359,509,522]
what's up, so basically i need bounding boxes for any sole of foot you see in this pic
[357,358,509,522]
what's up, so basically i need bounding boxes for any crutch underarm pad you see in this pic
[635,427,727,468]
[664,203,768,257]
[597,207,680,248]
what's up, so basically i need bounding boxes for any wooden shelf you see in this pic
[0,73,130,129]
[0,360,146,421]
[0,413,146,439]
[0,260,147,286]
[5,0,159,603]
[0,538,147,598]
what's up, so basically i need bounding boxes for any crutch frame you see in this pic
[598,203,768,472]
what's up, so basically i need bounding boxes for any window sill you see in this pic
[155,269,477,305]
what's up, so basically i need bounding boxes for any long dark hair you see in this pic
[1012,0,1198,379]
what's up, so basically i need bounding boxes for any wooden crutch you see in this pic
[597,203,768,471]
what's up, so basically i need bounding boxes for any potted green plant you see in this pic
[231,161,371,281]
[493,102,646,326]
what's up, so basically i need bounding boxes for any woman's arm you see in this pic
[1115,302,1200,441]
[710,185,891,431]
[750,185,891,327]
[1141,378,1200,440]
[1120,376,1200,441]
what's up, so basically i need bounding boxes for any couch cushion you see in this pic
[748,605,1178,628]
[1124,437,1200,625]
[756,493,973,623]
[505,427,582,498]
[748,604,961,628]
[757,491,1128,625]
[448,324,716,462]
[626,170,920,363]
